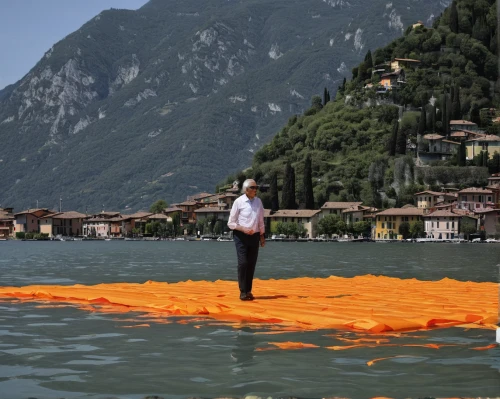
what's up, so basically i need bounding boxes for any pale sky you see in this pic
[0,0,149,90]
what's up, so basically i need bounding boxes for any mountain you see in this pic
[0,0,450,212]
[243,0,497,210]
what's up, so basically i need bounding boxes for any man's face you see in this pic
[245,180,258,199]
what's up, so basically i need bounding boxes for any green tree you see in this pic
[457,141,467,166]
[399,221,411,239]
[172,212,181,237]
[450,1,459,33]
[409,220,424,238]
[311,95,323,110]
[317,214,342,237]
[353,221,371,237]
[396,125,407,155]
[281,162,297,209]
[270,172,279,212]
[451,85,461,120]
[488,152,500,174]
[418,106,426,135]
[441,93,450,137]
[460,217,477,240]
[303,155,315,209]
[389,120,398,156]
[150,200,168,214]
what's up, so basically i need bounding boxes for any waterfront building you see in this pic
[423,210,460,240]
[374,207,424,240]
[14,208,57,234]
[0,208,15,238]
[265,209,321,238]
[39,211,87,237]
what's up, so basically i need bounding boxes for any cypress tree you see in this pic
[396,128,407,155]
[451,85,461,120]
[458,142,467,166]
[323,87,328,106]
[389,120,398,156]
[471,106,481,125]
[270,172,279,212]
[442,94,449,137]
[483,151,489,167]
[450,1,459,34]
[281,162,297,209]
[303,155,315,209]
[364,50,373,80]
[491,153,500,173]
[291,165,296,208]
[418,106,427,135]
[430,104,436,132]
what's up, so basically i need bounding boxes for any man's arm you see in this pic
[258,199,265,247]
[227,201,240,231]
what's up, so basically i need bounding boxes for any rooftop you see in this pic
[425,210,459,218]
[265,209,321,218]
[321,202,363,209]
[376,208,424,216]
[458,187,493,194]
[194,207,229,213]
[466,134,500,142]
[450,120,477,125]
[423,134,444,140]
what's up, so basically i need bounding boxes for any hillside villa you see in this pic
[465,135,500,161]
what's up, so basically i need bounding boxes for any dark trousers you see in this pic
[233,231,260,294]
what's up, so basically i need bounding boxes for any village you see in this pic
[0,172,499,242]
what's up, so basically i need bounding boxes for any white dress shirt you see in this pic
[227,194,265,235]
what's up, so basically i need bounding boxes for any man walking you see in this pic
[227,179,265,301]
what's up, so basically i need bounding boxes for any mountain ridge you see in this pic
[0,0,449,212]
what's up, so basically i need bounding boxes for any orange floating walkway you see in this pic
[0,275,497,333]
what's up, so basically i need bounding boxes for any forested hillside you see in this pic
[224,0,498,210]
[0,0,448,212]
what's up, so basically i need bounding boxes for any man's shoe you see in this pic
[240,293,251,301]
[246,292,255,300]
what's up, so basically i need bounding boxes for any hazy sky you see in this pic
[0,0,149,90]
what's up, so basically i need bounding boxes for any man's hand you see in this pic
[242,227,254,235]
[260,235,265,247]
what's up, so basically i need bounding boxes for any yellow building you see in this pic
[375,207,424,240]
[465,135,500,160]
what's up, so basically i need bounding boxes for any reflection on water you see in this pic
[0,241,498,399]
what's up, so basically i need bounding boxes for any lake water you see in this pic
[0,241,499,399]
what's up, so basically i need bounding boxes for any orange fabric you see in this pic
[0,275,497,333]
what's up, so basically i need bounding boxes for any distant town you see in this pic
[0,173,499,242]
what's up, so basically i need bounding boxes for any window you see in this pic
[437,222,440,228]
[446,222,449,229]
[382,223,385,229]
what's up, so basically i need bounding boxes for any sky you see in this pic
[0,0,149,90]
